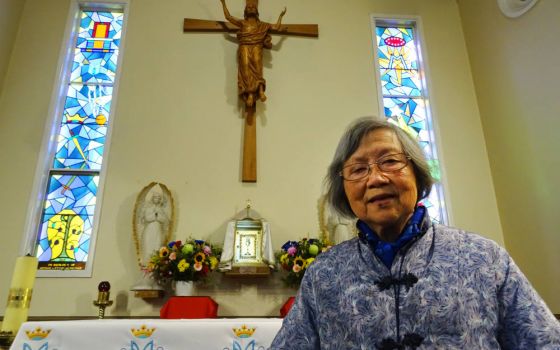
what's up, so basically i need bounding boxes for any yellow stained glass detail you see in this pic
[95,23,109,38]
[47,209,84,260]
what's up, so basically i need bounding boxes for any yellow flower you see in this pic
[159,247,170,258]
[194,252,206,263]
[280,253,289,264]
[209,256,219,270]
[177,259,189,272]
[294,256,306,268]
[306,257,315,266]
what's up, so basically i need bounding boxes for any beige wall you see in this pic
[0,0,26,99]
[0,0,502,317]
[457,0,560,312]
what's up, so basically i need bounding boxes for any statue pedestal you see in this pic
[224,265,271,277]
[131,275,165,299]
[133,289,164,299]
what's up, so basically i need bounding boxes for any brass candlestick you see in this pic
[0,331,15,348]
[1,255,38,348]
[93,281,113,319]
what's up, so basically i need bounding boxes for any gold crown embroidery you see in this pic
[131,325,156,338]
[233,324,256,338]
[25,327,51,340]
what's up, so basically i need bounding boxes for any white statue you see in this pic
[318,194,356,244]
[132,182,174,290]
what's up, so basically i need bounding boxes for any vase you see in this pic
[175,281,194,296]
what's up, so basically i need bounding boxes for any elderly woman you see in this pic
[271,117,560,349]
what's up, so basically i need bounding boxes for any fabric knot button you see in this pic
[374,273,419,291]
[377,338,404,350]
[376,333,423,349]
[402,332,424,349]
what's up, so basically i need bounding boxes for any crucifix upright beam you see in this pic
[184,0,318,182]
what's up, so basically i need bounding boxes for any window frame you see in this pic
[369,14,452,225]
[20,0,129,277]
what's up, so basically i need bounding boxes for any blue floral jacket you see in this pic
[271,224,560,349]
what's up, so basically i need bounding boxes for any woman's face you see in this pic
[342,128,418,240]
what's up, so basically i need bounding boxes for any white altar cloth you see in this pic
[10,318,283,350]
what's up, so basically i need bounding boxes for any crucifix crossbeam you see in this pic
[184,18,319,37]
[184,1,318,183]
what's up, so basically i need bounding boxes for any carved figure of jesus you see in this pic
[220,0,286,108]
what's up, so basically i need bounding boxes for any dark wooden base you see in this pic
[132,290,165,299]
[224,265,271,277]
[0,331,14,349]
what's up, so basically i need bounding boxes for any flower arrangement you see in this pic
[146,239,221,285]
[277,238,332,288]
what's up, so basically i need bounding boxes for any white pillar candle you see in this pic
[1,256,38,334]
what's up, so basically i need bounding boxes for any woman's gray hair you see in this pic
[325,117,435,218]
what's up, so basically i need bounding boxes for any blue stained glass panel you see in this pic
[37,8,124,272]
[420,190,444,224]
[379,69,422,97]
[383,97,435,160]
[36,174,98,267]
[375,22,447,224]
[53,84,112,169]
[61,84,113,124]
[376,27,418,70]
[76,11,123,53]
[70,50,119,83]
[54,123,107,170]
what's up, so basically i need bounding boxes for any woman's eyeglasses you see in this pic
[339,153,411,181]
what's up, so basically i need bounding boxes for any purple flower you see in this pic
[282,241,298,251]
[287,246,297,256]
[203,246,212,255]
[168,241,176,248]
[195,239,205,245]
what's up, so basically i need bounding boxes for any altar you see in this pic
[9,318,283,350]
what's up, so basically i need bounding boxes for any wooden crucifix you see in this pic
[184,0,318,182]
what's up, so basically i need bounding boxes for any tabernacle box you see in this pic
[219,203,275,277]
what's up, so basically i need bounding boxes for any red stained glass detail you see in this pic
[93,22,110,38]
[384,36,406,47]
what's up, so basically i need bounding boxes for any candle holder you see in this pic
[0,331,15,348]
[93,281,113,319]
[1,255,38,346]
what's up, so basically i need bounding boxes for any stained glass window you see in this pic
[373,20,447,224]
[35,8,125,272]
